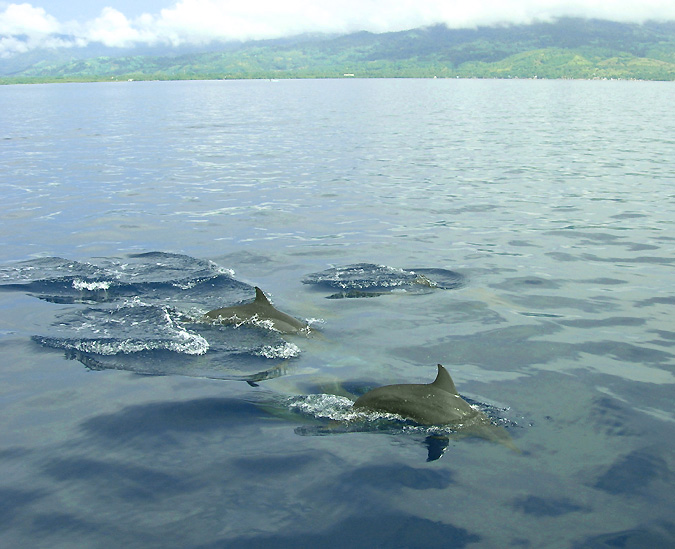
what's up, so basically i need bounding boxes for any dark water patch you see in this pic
[446,300,507,325]
[546,252,582,262]
[558,316,646,328]
[544,230,624,243]
[396,323,567,370]
[581,277,628,286]
[0,446,32,460]
[547,251,674,265]
[29,511,161,548]
[398,323,672,373]
[575,520,675,548]
[303,263,464,298]
[203,513,480,548]
[342,465,454,491]
[548,231,660,252]
[610,212,648,219]
[0,487,47,527]
[448,204,498,214]
[80,398,267,445]
[578,340,673,365]
[519,311,565,318]
[592,448,672,495]
[512,495,585,517]
[492,276,563,291]
[30,512,96,536]
[626,243,660,252]
[231,453,318,476]
[635,296,675,308]
[325,289,387,299]
[41,457,198,501]
[649,329,675,347]
[580,253,673,265]
[590,397,641,438]
[507,294,618,314]
[216,250,277,266]
[507,240,539,247]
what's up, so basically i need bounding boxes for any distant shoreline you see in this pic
[2,74,673,86]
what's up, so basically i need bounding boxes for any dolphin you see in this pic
[353,364,519,451]
[203,287,308,334]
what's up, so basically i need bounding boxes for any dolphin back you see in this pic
[203,287,307,334]
[352,364,477,425]
[353,383,475,425]
[352,364,520,451]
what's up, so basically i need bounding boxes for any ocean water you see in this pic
[0,78,673,548]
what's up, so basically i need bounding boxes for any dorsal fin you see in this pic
[254,287,271,305]
[432,364,458,394]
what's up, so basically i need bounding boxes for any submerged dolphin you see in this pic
[204,287,308,334]
[353,364,519,451]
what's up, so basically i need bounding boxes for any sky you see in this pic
[1,0,674,57]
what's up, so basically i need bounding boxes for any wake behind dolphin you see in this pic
[3,253,307,381]
[302,263,464,298]
[204,286,309,334]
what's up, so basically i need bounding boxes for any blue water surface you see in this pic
[0,78,674,548]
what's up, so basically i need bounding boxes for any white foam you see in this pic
[72,279,111,291]
[288,394,402,423]
[256,342,300,359]
[69,331,209,355]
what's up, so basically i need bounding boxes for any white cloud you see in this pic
[1,0,675,56]
[113,0,675,46]
[0,2,59,34]
[84,7,149,48]
[0,2,75,56]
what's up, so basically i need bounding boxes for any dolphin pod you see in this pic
[205,289,517,449]
[354,364,520,451]
[200,284,517,450]
[10,253,518,452]
[204,286,308,334]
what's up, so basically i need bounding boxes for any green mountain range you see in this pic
[2,18,674,83]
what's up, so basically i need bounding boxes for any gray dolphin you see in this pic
[204,287,308,334]
[354,364,519,451]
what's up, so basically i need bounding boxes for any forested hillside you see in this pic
[2,18,674,83]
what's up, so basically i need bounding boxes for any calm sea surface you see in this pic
[0,78,674,547]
